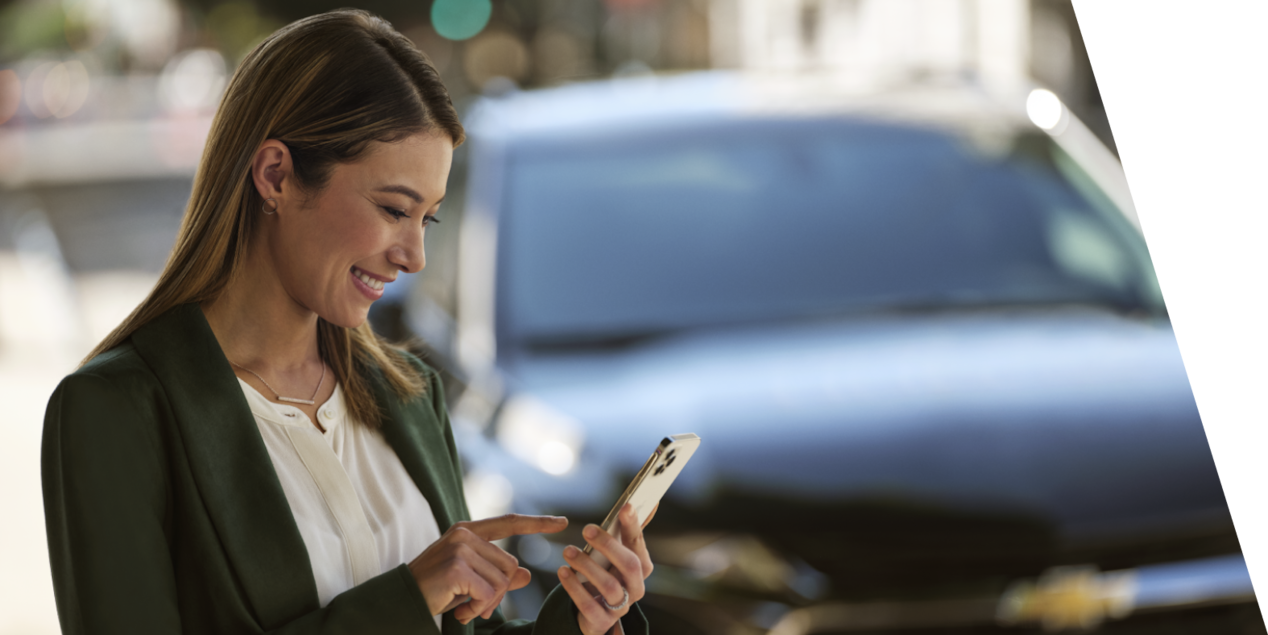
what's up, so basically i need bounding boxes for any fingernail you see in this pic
[584,525,599,539]
[558,567,571,579]
[564,545,578,558]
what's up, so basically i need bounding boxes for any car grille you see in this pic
[517,489,1257,633]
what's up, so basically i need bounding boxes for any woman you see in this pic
[42,10,650,635]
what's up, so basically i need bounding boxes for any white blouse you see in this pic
[238,378,443,629]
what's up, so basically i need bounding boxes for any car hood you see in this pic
[499,308,1225,542]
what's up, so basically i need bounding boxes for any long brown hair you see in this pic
[84,9,464,426]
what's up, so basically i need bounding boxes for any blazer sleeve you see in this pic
[411,365,648,635]
[43,371,184,635]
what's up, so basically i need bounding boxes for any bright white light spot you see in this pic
[463,471,514,520]
[107,0,180,66]
[159,49,226,113]
[497,394,584,476]
[537,441,576,475]
[1027,88,1064,131]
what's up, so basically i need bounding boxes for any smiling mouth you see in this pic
[351,266,386,291]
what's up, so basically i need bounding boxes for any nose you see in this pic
[388,226,425,274]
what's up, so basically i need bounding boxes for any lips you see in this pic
[351,266,386,290]
[350,266,390,300]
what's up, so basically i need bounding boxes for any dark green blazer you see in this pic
[42,303,646,635]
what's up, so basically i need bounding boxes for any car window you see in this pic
[497,120,1162,349]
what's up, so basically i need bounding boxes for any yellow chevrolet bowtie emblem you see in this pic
[997,565,1137,631]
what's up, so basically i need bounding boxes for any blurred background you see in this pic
[2,0,1257,631]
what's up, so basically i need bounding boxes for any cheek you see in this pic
[339,224,390,264]
[311,210,380,261]
[276,212,374,291]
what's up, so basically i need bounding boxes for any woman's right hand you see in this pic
[409,514,568,623]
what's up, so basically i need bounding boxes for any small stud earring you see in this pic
[262,198,278,215]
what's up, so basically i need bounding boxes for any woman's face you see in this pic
[267,131,453,328]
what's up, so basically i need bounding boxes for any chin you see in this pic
[320,306,371,330]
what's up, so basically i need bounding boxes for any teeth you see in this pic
[353,268,384,291]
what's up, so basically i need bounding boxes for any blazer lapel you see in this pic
[371,368,465,532]
[365,364,474,635]
[130,303,319,628]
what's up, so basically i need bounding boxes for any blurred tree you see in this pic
[0,0,67,60]
[205,1,280,62]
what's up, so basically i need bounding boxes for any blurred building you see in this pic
[0,0,1108,130]
[707,0,1109,149]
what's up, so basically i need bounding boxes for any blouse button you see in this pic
[322,409,335,419]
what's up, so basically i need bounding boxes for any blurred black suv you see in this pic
[381,74,1259,634]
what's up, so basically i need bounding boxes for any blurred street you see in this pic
[0,353,65,635]
[0,188,159,634]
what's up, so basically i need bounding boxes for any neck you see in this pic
[202,246,320,372]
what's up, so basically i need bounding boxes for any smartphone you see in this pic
[578,433,700,577]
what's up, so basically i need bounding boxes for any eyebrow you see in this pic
[375,185,424,204]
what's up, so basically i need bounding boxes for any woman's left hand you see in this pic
[558,503,654,635]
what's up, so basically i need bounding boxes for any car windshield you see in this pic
[497,119,1163,349]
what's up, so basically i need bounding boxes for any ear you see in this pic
[251,139,294,209]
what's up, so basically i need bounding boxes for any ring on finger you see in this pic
[594,587,629,612]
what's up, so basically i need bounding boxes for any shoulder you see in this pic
[67,341,164,400]
[77,340,156,383]
[48,341,167,433]
[44,341,173,498]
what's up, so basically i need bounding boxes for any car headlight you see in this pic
[496,394,585,476]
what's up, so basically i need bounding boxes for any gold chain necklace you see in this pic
[231,361,326,406]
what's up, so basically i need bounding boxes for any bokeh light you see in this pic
[431,0,493,41]
[532,28,589,83]
[23,62,56,119]
[464,31,529,89]
[0,70,21,125]
[1027,88,1065,131]
[158,49,227,113]
[42,61,90,119]
[536,440,576,476]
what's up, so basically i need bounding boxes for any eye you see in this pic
[381,206,409,220]
[423,214,440,226]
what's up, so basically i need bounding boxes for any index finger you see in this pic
[460,513,569,541]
